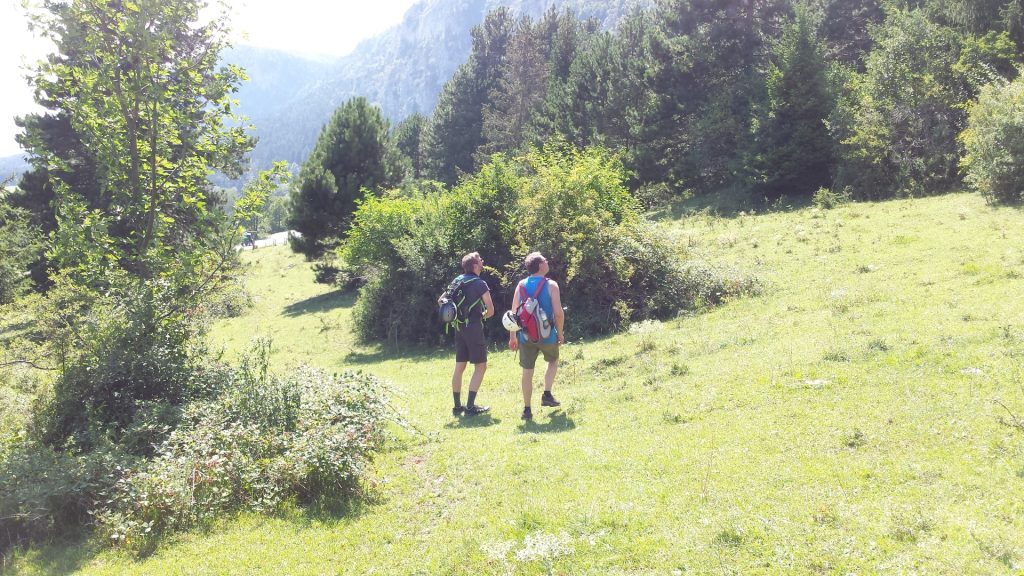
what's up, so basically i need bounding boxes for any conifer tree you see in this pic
[757,8,835,200]
[393,113,427,180]
[288,97,401,259]
[820,0,884,70]
[423,8,513,184]
[480,16,549,157]
[645,0,791,192]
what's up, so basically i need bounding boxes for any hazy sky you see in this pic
[0,0,420,157]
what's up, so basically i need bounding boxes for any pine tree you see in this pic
[288,97,401,259]
[645,0,792,192]
[480,16,549,157]
[423,8,513,184]
[820,0,884,70]
[393,113,427,180]
[757,8,835,200]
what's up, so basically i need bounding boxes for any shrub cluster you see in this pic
[29,273,209,453]
[0,340,401,553]
[340,145,759,344]
[961,74,1024,204]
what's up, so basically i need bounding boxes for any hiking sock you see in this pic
[453,392,462,408]
[467,391,478,407]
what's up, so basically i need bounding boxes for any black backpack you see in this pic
[437,275,482,332]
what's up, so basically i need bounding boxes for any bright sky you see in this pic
[0,0,419,157]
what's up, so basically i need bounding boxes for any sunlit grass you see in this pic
[11,192,1024,574]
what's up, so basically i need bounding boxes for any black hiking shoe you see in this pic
[541,392,561,407]
[452,406,465,417]
[464,404,490,416]
[521,407,533,421]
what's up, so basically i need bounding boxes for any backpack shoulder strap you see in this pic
[530,278,547,298]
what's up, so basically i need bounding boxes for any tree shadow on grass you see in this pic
[3,533,95,575]
[343,346,448,366]
[516,410,575,434]
[282,289,356,317]
[648,189,814,223]
[295,491,381,528]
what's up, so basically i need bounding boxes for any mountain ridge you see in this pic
[240,0,652,172]
[2,0,652,182]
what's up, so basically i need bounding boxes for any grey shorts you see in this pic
[455,321,487,364]
[518,340,559,369]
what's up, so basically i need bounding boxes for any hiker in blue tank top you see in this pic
[508,252,565,421]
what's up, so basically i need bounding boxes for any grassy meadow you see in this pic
[11,192,1024,574]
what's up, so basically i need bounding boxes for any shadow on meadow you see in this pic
[648,189,815,222]
[517,410,576,434]
[282,289,356,317]
[342,345,449,366]
[2,534,94,576]
[293,489,382,529]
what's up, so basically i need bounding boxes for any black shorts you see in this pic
[455,321,487,364]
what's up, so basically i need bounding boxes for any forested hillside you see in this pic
[289,0,1024,326]
[241,0,653,170]
[0,155,27,182]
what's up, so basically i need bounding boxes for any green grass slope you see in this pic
[14,192,1024,574]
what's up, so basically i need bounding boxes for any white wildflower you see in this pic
[514,531,574,563]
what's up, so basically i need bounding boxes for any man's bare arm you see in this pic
[481,291,495,319]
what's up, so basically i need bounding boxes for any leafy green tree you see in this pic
[832,10,969,198]
[23,0,253,286]
[12,110,101,289]
[234,162,290,235]
[19,0,255,448]
[893,0,1024,51]
[262,196,290,234]
[756,7,836,200]
[288,97,402,258]
[0,192,42,305]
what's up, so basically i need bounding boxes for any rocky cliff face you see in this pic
[238,0,652,171]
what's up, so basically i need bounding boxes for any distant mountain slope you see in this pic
[0,155,28,183]
[240,0,653,171]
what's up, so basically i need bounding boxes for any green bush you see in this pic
[812,186,851,209]
[961,75,1024,204]
[345,162,521,344]
[0,340,402,552]
[35,273,209,452]
[0,441,133,551]
[340,145,759,344]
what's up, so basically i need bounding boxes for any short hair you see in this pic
[462,252,482,273]
[524,252,546,274]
